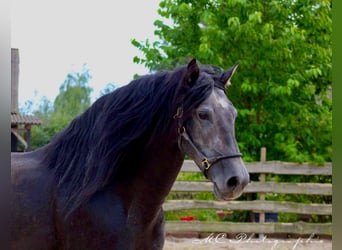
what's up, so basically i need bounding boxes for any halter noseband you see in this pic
[174,105,243,179]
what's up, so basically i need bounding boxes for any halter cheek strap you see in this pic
[178,126,243,178]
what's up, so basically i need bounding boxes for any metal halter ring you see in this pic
[201,158,211,170]
[173,107,183,119]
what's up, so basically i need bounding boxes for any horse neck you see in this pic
[115,126,185,221]
[142,137,184,196]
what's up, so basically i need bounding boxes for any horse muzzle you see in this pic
[207,159,250,201]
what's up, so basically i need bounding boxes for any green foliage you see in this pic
[132,0,332,163]
[176,172,206,181]
[31,67,93,149]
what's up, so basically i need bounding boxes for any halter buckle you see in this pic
[173,107,183,119]
[201,158,211,170]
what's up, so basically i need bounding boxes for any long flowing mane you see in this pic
[41,63,223,216]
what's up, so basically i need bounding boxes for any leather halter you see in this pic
[174,105,243,179]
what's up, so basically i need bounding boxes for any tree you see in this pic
[31,66,93,149]
[99,82,117,97]
[132,0,332,163]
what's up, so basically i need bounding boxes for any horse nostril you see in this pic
[227,176,239,188]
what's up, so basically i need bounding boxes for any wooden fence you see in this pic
[163,149,332,236]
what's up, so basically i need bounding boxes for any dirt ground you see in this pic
[163,235,332,250]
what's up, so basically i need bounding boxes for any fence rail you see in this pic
[171,181,332,195]
[164,151,332,236]
[163,200,332,215]
[181,160,332,175]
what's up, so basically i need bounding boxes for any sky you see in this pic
[11,0,161,110]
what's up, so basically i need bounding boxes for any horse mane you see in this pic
[41,63,223,217]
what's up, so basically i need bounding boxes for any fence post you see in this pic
[259,147,267,239]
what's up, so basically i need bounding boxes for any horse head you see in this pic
[177,59,249,201]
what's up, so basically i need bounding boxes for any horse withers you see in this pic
[11,59,249,249]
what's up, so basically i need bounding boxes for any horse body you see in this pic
[12,126,183,250]
[11,59,249,249]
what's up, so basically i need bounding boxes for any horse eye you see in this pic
[198,111,210,120]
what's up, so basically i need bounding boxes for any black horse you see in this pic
[11,59,249,249]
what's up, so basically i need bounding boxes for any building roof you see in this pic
[11,112,43,125]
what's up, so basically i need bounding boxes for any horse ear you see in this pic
[185,58,200,86]
[220,62,239,87]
